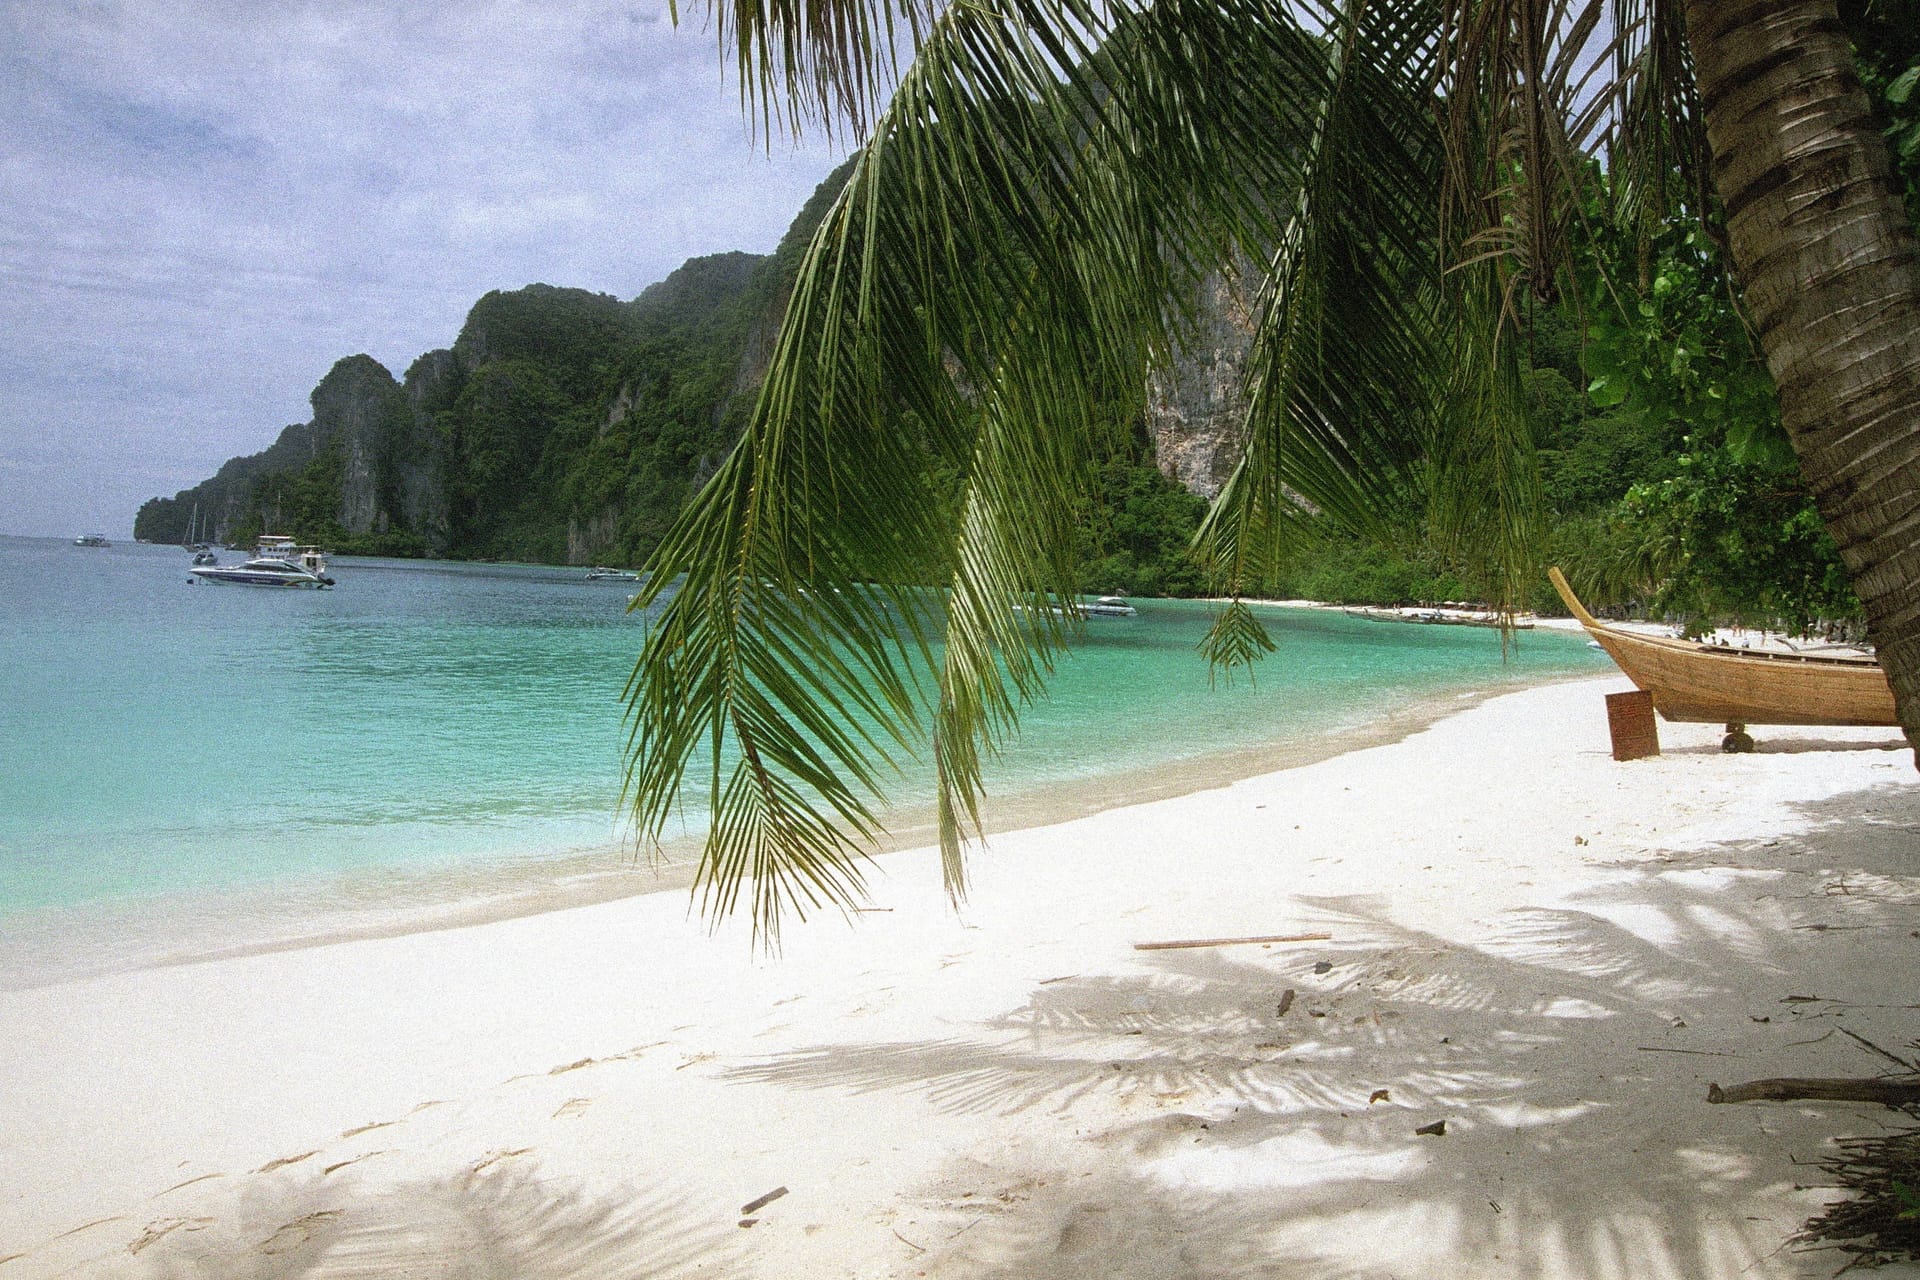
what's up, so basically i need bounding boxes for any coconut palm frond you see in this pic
[1423,0,1560,610]
[1604,0,1710,240]
[638,0,1688,930]
[1195,598,1278,683]
[1426,0,1719,615]
[1194,0,1450,672]
[689,0,939,140]
[1190,0,1559,651]
[1433,0,1685,295]
[930,327,1109,901]
[630,0,1344,938]
[1428,256,1546,615]
[923,0,1370,890]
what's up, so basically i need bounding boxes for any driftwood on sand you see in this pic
[1707,1077,1920,1106]
[1132,932,1332,952]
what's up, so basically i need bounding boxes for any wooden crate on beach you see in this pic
[1605,689,1660,761]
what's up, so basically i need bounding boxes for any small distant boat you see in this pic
[182,502,212,559]
[585,566,641,581]
[1547,567,1896,728]
[73,534,111,547]
[1016,595,1139,619]
[190,536,334,588]
[1343,605,1532,629]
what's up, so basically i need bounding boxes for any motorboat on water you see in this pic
[73,533,111,547]
[1017,595,1139,618]
[190,545,218,566]
[585,566,641,581]
[189,536,335,588]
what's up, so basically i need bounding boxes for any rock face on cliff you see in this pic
[399,350,460,551]
[135,351,455,553]
[309,355,410,539]
[549,252,782,566]
[1146,268,1254,500]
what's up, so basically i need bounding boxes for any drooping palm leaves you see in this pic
[1195,0,1450,619]
[630,0,1724,937]
[699,0,937,137]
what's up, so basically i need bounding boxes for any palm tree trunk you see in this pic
[1683,0,1920,763]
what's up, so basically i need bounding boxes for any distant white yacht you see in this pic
[73,533,111,547]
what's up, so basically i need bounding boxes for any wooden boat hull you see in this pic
[1547,568,1897,728]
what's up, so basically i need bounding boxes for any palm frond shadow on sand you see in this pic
[723,782,1920,1279]
[142,1163,746,1280]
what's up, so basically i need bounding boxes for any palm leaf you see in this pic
[636,0,1697,931]
[629,0,1372,936]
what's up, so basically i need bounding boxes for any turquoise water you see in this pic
[0,536,1607,977]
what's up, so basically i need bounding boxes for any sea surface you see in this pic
[0,535,1609,984]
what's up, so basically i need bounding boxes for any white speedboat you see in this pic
[1017,594,1139,619]
[585,566,641,581]
[73,533,111,547]
[190,536,334,588]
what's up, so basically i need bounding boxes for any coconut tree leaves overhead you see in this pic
[699,0,936,139]
[1195,0,1449,613]
[627,0,1759,936]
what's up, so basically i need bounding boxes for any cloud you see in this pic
[0,0,844,536]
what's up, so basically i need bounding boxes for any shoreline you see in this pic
[0,661,1601,993]
[1,676,1914,1278]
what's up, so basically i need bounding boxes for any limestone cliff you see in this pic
[557,251,776,567]
[1146,267,1254,500]
[308,355,411,539]
[135,154,1246,564]
[399,350,460,553]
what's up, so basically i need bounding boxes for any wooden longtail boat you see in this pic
[1547,567,1898,729]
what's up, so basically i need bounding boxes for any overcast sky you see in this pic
[0,0,845,538]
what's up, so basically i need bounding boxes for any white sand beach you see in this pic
[2,674,1917,1279]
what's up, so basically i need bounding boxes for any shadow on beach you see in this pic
[1663,733,1912,757]
[720,782,1920,1279]
[126,1164,746,1280]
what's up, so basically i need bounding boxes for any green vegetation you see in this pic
[1264,536,1473,607]
[1541,193,1861,634]
[1260,171,1900,636]
[1076,440,1211,598]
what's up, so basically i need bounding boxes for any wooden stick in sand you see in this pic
[1707,1077,1920,1106]
[1133,932,1332,952]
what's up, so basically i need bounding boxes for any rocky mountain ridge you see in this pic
[135,167,1250,570]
